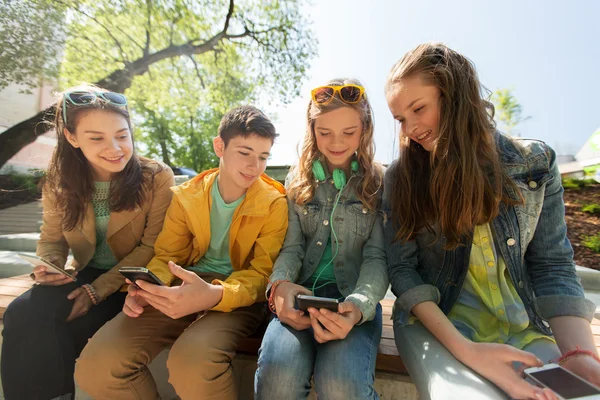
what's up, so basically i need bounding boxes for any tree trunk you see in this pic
[0,107,55,169]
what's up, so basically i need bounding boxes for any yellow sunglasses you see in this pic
[311,85,365,105]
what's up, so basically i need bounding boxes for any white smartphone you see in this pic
[17,253,77,281]
[524,363,600,400]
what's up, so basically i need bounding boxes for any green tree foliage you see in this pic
[492,88,531,137]
[0,0,66,91]
[0,0,317,170]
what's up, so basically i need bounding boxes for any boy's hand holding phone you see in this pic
[123,282,150,318]
[308,301,362,344]
[272,281,312,331]
[133,261,223,319]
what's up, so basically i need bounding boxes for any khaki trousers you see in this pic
[74,280,266,400]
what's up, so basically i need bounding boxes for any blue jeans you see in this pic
[254,300,382,400]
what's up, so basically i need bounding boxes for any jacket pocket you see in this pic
[294,203,321,237]
[347,202,377,236]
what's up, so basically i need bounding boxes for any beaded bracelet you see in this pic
[81,284,100,305]
[554,346,600,366]
[267,280,289,314]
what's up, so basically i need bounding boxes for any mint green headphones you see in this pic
[312,159,359,190]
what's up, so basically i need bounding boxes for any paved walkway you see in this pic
[0,201,42,235]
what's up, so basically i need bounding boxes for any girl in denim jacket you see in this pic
[254,78,389,400]
[384,42,599,400]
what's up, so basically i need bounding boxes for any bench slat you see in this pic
[0,273,596,378]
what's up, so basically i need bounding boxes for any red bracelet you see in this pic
[554,346,600,365]
[268,280,289,314]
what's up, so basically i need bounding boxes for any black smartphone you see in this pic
[119,267,164,286]
[296,294,339,312]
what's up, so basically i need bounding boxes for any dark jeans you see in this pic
[1,267,126,400]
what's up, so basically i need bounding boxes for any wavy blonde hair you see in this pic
[287,78,383,210]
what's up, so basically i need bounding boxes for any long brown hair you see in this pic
[287,78,383,211]
[46,83,158,231]
[385,43,520,249]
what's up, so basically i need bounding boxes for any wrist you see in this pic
[555,346,600,366]
[268,280,289,314]
[81,284,100,305]
[208,284,224,308]
[449,336,474,363]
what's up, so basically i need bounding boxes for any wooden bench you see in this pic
[2,274,599,374]
[0,274,407,374]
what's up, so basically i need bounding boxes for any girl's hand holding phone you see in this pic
[32,257,77,286]
[458,341,557,400]
[308,301,362,343]
[273,281,312,331]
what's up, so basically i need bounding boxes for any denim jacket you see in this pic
[269,168,389,323]
[383,133,596,335]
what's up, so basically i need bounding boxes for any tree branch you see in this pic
[144,0,151,57]
[188,55,206,89]
[54,0,129,62]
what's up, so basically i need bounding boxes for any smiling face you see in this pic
[314,107,362,172]
[64,108,133,181]
[213,133,273,201]
[386,74,441,152]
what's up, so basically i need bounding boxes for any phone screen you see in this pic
[529,368,600,399]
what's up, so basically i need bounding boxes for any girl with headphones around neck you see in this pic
[254,78,389,400]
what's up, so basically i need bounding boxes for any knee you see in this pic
[3,296,33,331]
[166,340,216,381]
[74,330,131,390]
[314,369,377,400]
[255,343,313,399]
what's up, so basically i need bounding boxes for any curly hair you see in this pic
[287,78,383,211]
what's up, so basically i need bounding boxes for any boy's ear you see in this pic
[213,136,225,157]
[64,128,80,148]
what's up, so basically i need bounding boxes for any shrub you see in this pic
[582,203,600,215]
[583,233,600,253]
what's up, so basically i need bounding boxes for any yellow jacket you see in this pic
[147,168,288,312]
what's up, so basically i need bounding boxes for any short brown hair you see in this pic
[218,105,278,146]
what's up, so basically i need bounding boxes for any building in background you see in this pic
[0,82,58,173]
[558,127,600,181]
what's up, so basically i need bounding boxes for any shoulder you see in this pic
[383,160,400,186]
[496,132,554,168]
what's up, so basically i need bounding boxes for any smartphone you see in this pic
[524,363,600,399]
[18,253,77,281]
[119,267,164,286]
[296,294,339,312]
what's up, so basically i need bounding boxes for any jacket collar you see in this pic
[172,168,285,217]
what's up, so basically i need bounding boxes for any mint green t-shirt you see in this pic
[303,237,336,289]
[190,180,244,276]
[88,181,118,270]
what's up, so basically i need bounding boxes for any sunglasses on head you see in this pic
[311,85,365,106]
[62,91,128,126]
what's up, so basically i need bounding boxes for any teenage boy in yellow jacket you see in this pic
[75,106,288,400]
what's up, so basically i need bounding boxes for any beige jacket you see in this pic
[37,161,175,301]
